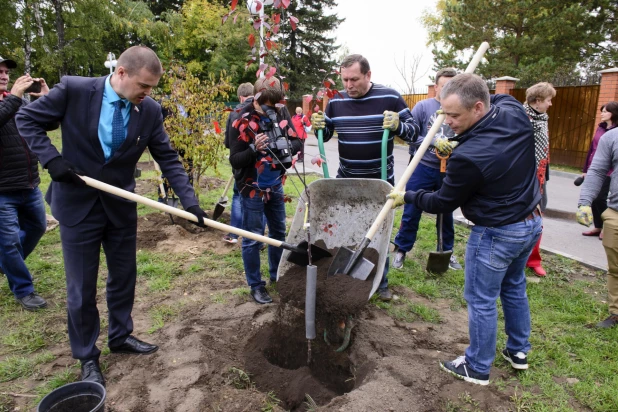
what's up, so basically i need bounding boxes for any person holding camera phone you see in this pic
[0,56,54,311]
[228,76,301,304]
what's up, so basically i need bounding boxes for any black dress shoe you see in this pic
[109,335,158,355]
[81,359,105,387]
[250,286,272,304]
[16,292,48,311]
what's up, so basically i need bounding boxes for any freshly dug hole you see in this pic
[244,246,381,410]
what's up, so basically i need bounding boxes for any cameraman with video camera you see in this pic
[229,77,301,304]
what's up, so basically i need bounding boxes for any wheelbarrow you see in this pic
[277,178,395,299]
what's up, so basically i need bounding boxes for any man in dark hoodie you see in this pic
[388,73,542,386]
[0,56,52,311]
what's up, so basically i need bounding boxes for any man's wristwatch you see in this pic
[249,143,257,153]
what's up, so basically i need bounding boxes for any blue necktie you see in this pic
[110,100,126,156]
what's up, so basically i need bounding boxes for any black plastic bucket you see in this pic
[37,381,106,412]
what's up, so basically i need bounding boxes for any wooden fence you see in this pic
[510,85,600,169]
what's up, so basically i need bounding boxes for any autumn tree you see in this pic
[179,0,254,85]
[423,0,607,83]
[160,64,233,196]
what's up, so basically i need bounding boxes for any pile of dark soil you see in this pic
[277,246,379,319]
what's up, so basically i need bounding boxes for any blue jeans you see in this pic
[463,215,542,374]
[394,162,454,253]
[240,184,287,289]
[228,182,242,239]
[0,188,47,298]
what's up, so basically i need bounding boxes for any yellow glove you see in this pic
[383,111,400,131]
[311,111,326,130]
[387,190,406,209]
[434,137,459,156]
[576,205,593,227]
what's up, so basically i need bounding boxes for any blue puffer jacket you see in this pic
[407,94,541,227]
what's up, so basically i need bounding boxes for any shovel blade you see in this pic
[286,241,332,267]
[212,202,226,221]
[327,246,375,280]
[426,250,453,274]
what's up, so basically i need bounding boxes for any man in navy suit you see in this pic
[16,46,208,386]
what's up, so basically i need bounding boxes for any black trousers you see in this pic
[592,176,611,229]
[59,200,137,361]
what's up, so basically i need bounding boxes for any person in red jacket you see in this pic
[291,107,311,161]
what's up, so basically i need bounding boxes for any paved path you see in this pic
[295,136,608,271]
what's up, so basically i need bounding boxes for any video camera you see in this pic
[258,105,293,169]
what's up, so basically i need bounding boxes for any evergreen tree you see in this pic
[275,0,343,98]
[422,0,606,83]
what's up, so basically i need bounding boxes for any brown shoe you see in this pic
[582,229,602,237]
[595,314,618,329]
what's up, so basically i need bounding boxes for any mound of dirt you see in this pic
[136,212,237,255]
[278,246,378,319]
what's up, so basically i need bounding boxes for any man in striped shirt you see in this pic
[312,54,419,300]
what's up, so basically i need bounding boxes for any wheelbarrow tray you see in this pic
[277,178,395,299]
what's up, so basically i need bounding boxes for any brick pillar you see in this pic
[495,76,519,94]
[427,84,436,99]
[322,93,329,113]
[595,68,618,125]
[302,94,312,116]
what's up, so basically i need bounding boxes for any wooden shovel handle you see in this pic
[152,160,167,198]
[219,174,235,202]
[78,175,287,248]
[364,42,490,242]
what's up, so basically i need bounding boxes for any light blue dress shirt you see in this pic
[98,75,131,160]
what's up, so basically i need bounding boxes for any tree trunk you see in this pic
[51,0,67,78]
[23,0,32,75]
[33,1,45,37]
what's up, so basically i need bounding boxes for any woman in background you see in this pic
[524,82,556,277]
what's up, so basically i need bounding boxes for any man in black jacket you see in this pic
[0,56,52,310]
[389,73,542,386]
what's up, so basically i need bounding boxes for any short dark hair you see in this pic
[440,73,490,110]
[116,45,163,77]
[341,54,370,74]
[237,82,254,99]
[435,68,457,85]
[254,77,284,105]
[601,101,618,125]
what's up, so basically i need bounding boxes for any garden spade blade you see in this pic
[426,214,452,274]
[327,241,375,280]
[212,174,235,221]
[286,240,332,266]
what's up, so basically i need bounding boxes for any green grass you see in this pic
[148,303,182,334]
[551,163,582,175]
[0,352,55,383]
